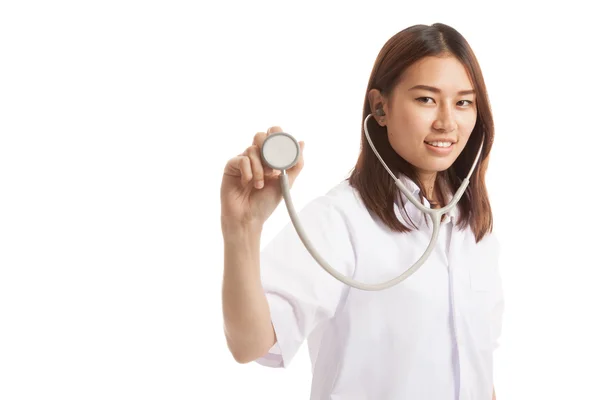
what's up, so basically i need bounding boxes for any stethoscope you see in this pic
[260,113,484,291]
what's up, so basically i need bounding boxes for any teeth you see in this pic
[426,141,452,148]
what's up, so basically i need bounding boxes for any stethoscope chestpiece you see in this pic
[260,132,300,171]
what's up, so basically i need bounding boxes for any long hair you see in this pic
[347,23,494,242]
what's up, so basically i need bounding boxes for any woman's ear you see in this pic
[368,88,387,126]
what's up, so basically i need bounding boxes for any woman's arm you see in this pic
[221,219,276,363]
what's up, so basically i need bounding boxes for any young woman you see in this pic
[221,23,503,400]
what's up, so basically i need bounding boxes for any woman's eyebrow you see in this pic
[409,85,475,95]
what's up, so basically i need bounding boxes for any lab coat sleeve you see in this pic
[254,195,356,368]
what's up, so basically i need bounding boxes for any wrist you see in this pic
[221,216,263,238]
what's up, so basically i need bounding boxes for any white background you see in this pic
[1,1,599,399]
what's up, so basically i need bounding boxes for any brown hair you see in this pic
[347,23,494,242]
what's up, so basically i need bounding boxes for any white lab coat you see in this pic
[256,174,504,400]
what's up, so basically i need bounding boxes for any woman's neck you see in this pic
[417,171,447,209]
[418,171,437,200]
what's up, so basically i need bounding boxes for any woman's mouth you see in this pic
[424,141,454,155]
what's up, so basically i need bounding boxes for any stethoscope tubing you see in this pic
[275,114,484,291]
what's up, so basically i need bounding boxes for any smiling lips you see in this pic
[424,139,455,155]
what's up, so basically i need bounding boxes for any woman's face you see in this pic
[372,55,478,180]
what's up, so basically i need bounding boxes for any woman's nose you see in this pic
[433,107,457,132]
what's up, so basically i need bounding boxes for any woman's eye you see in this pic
[416,97,434,104]
[458,100,473,107]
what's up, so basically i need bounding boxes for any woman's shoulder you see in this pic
[311,179,367,216]
[289,180,369,232]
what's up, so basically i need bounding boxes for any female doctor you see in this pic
[220,23,504,400]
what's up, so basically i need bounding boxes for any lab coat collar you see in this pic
[393,172,459,227]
